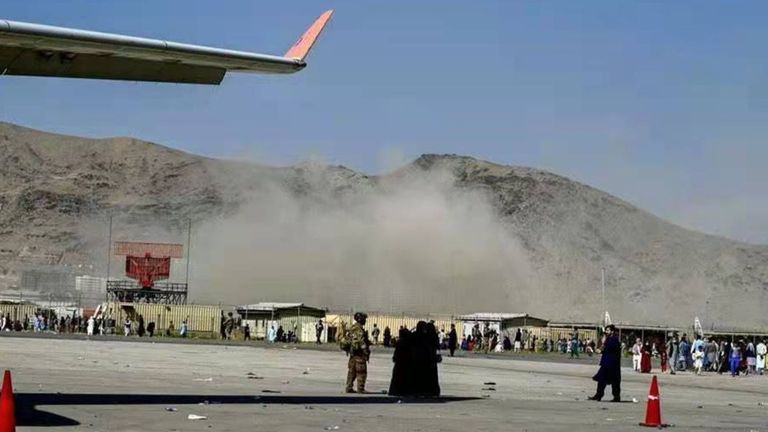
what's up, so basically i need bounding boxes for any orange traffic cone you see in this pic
[0,370,15,432]
[639,375,668,428]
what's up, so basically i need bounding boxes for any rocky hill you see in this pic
[1,122,766,329]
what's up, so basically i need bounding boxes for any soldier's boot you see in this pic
[356,372,367,393]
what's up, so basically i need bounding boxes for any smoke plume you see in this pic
[190,164,534,314]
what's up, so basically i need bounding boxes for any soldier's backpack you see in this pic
[338,321,351,352]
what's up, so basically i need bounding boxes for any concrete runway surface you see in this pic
[1,337,767,431]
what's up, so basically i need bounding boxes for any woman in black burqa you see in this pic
[388,321,441,397]
[388,327,413,396]
[421,321,441,397]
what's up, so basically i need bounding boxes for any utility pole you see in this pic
[106,214,113,280]
[601,267,606,319]
[185,219,192,286]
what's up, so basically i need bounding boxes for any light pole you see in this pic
[601,268,606,320]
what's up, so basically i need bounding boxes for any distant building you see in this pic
[236,302,326,342]
[457,313,549,338]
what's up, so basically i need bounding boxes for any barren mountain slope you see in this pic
[401,155,768,328]
[0,122,766,328]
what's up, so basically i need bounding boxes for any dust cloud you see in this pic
[190,165,534,314]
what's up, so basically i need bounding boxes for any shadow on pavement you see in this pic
[17,393,481,427]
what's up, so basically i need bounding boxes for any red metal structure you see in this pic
[125,253,171,289]
[107,241,187,304]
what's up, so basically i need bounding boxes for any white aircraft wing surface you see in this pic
[0,10,333,85]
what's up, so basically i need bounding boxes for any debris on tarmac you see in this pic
[187,414,207,420]
[262,389,282,393]
[165,407,178,412]
[483,382,496,385]
[194,377,214,382]
[481,387,496,391]
[324,426,340,430]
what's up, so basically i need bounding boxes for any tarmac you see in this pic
[1,335,767,431]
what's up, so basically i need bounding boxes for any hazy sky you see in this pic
[1,1,767,244]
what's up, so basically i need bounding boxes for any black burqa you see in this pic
[448,328,458,356]
[383,327,392,347]
[389,322,441,397]
[388,328,413,396]
[421,322,441,397]
[137,316,146,338]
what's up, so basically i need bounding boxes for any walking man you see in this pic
[345,312,371,393]
[371,323,380,345]
[668,333,679,375]
[589,325,621,402]
[223,312,235,340]
[448,323,458,357]
[315,319,324,344]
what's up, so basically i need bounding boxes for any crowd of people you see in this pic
[0,311,191,338]
[449,323,596,358]
[0,312,100,334]
[627,333,767,377]
[6,309,766,380]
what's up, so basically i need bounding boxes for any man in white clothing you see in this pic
[757,340,767,376]
[632,338,642,371]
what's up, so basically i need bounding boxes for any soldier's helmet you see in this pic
[353,312,367,323]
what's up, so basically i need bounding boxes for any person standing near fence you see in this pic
[730,341,742,376]
[632,338,642,371]
[315,320,324,344]
[87,316,95,336]
[371,324,380,345]
[756,339,766,375]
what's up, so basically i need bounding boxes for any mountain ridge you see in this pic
[1,122,766,329]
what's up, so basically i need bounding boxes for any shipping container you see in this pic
[103,302,221,334]
[0,304,41,322]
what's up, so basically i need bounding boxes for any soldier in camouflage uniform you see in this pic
[345,312,371,393]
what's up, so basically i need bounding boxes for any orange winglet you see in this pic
[284,10,334,61]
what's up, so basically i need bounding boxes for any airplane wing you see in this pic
[0,10,333,85]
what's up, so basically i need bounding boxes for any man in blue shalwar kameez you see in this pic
[589,324,621,402]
